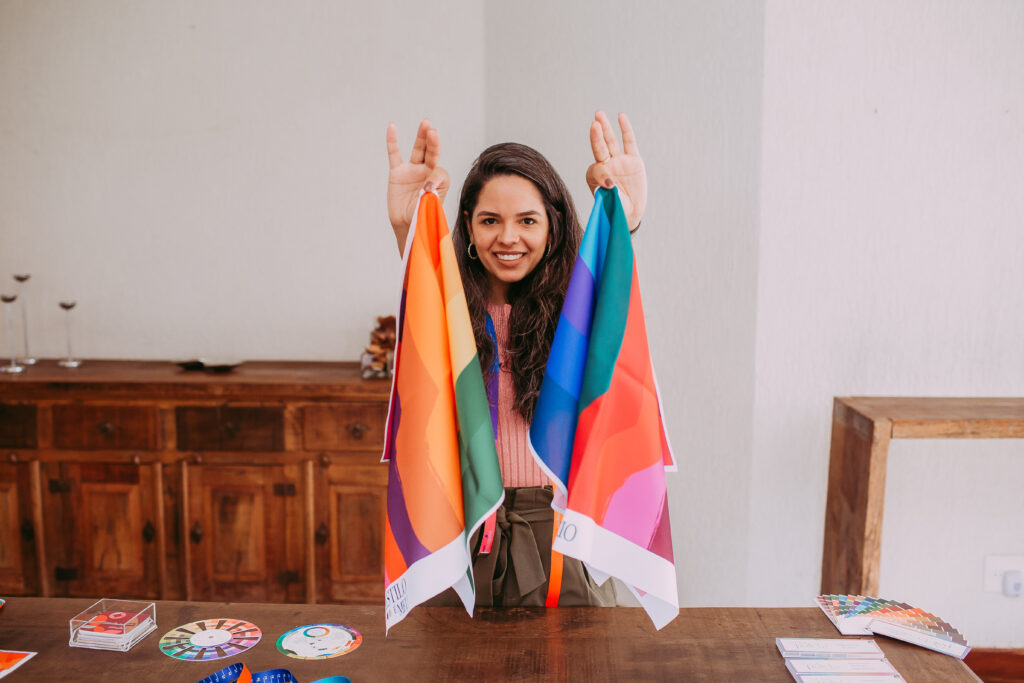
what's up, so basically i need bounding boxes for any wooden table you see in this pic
[0,597,978,681]
[821,397,1024,596]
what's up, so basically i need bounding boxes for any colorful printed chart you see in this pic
[0,650,36,679]
[276,623,362,660]
[80,609,151,636]
[158,618,262,661]
[817,594,970,658]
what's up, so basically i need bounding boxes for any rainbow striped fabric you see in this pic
[529,186,678,629]
[382,191,504,632]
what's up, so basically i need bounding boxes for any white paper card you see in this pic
[777,638,885,658]
[787,658,900,675]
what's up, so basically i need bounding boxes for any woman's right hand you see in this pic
[386,119,450,256]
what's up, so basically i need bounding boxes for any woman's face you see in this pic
[467,174,551,304]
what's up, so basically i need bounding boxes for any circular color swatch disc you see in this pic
[276,623,362,660]
[159,618,262,661]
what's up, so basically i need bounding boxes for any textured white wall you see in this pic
[751,0,1024,646]
[0,0,485,361]
[485,0,766,607]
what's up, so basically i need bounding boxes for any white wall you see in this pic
[0,0,485,361]
[485,0,766,607]
[751,0,1024,646]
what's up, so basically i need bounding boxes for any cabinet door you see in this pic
[43,461,160,598]
[0,462,40,595]
[186,464,306,603]
[315,455,386,604]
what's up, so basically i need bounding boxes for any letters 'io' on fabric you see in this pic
[381,190,504,632]
[529,186,679,629]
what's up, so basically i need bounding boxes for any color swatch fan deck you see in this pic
[817,594,970,659]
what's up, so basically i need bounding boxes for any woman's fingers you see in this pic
[618,112,639,155]
[590,165,614,189]
[596,110,621,157]
[386,123,403,170]
[590,111,639,161]
[424,128,441,169]
[408,119,431,164]
[428,167,449,195]
[590,120,611,163]
[387,119,440,172]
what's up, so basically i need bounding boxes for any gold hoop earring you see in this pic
[468,243,479,260]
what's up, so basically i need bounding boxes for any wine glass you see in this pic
[58,300,81,369]
[13,274,36,365]
[1,294,24,374]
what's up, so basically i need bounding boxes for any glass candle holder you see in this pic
[1,294,24,374]
[13,274,36,365]
[58,300,81,369]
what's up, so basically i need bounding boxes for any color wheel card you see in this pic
[276,623,362,659]
[159,619,262,661]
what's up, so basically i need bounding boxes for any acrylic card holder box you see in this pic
[69,599,157,652]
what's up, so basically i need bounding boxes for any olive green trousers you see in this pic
[428,486,615,607]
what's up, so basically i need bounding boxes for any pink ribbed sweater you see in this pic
[486,303,548,488]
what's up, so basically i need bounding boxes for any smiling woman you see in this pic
[450,142,582,420]
[466,175,550,304]
[384,112,647,608]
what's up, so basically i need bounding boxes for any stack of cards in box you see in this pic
[776,638,903,681]
[69,599,157,652]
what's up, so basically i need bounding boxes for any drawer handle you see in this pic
[97,421,119,436]
[142,520,156,544]
[220,421,239,439]
[54,566,78,582]
[20,519,34,543]
[8,452,18,463]
[278,570,300,586]
[346,422,369,440]
[315,522,329,546]
[189,521,204,544]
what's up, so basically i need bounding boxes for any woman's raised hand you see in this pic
[585,111,647,231]
[386,119,450,255]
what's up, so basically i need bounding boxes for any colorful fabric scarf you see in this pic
[382,191,504,632]
[529,186,679,629]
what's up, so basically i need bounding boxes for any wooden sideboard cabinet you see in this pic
[0,360,391,604]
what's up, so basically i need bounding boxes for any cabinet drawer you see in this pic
[302,403,387,451]
[53,405,158,450]
[176,406,284,452]
[0,403,37,449]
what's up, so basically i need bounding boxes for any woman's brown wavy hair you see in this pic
[452,143,583,422]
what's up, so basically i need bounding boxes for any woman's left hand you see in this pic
[585,111,647,231]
